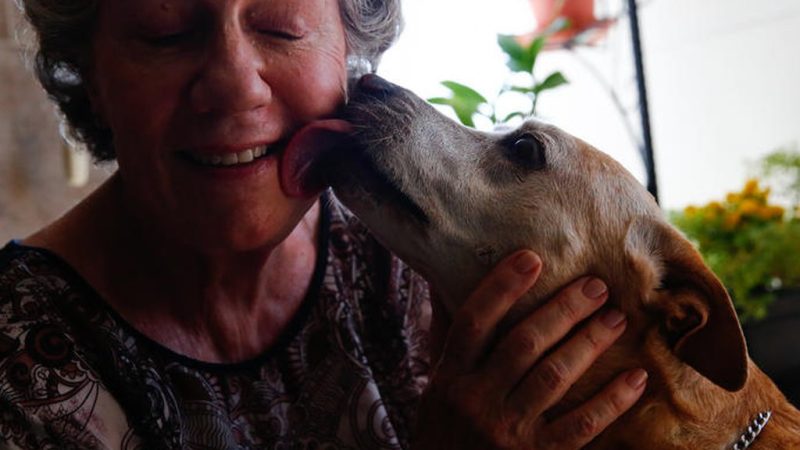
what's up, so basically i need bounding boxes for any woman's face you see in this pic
[89,0,347,251]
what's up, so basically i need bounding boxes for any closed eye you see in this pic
[259,29,304,41]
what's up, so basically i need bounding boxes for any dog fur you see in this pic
[328,75,800,449]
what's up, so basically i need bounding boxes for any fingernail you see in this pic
[582,278,608,299]
[626,369,648,389]
[513,251,540,274]
[600,308,626,329]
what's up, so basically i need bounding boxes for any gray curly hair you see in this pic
[17,0,403,162]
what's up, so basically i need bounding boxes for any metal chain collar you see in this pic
[731,410,772,450]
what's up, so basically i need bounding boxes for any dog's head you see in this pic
[281,74,748,415]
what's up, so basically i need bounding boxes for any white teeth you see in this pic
[187,145,269,167]
[238,149,254,163]
[222,153,238,165]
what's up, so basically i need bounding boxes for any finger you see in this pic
[437,250,542,378]
[481,276,609,390]
[507,306,627,413]
[540,369,647,449]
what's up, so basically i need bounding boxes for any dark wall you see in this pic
[0,4,109,243]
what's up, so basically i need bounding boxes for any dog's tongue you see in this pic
[279,119,354,198]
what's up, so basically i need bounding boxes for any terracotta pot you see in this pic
[529,0,596,33]
[523,0,611,49]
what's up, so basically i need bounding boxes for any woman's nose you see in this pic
[189,29,271,115]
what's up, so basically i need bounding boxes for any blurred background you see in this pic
[379,0,800,210]
[1,0,799,404]
[3,0,800,237]
[1,1,111,242]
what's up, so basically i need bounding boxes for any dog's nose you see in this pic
[356,74,399,98]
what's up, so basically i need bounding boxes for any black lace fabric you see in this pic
[0,193,431,450]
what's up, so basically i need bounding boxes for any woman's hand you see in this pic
[415,250,647,449]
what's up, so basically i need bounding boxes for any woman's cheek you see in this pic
[289,48,347,119]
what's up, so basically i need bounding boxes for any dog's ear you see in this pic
[624,215,747,391]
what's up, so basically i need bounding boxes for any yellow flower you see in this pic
[684,205,698,217]
[753,205,785,221]
[723,211,742,230]
[703,202,723,221]
[726,193,741,204]
[755,206,772,221]
[742,178,760,197]
[739,199,760,216]
[767,206,785,220]
[738,178,774,204]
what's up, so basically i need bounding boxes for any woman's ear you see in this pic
[624,215,748,392]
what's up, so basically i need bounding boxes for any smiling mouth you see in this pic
[180,142,286,168]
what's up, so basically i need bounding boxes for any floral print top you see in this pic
[0,193,431,449]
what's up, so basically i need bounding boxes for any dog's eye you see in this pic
[511,135,546,170]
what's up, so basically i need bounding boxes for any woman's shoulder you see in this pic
[0,241,141,448]
[0,240,76,313]
[0,240,84,308]
[0,240,114,374]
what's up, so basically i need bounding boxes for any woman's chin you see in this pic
[167,200,316,255]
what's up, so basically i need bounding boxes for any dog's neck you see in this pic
[532,293,800,450]
[735,366,800,449]
[603,360,800,449]
[730,410,771,449]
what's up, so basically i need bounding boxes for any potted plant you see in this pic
[528,0,595,44]
[671,147,800,405]
[525,0,614,48]
[428,29,568,128]
[671,178,798,321]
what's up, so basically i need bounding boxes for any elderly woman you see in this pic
[0,0,646,448]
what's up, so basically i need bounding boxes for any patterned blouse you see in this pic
[0,194,432,449]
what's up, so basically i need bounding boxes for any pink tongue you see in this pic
[279,119,353,198]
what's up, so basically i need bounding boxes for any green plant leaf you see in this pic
[502,111,527,123]
[508,86,535,94]
[428,97,477,127]
[528,35,547,75]
[497,34,533,73]
[453,109,477,128]
[761,146,800,205]
[440,81,488,104]
[427,97,452,106]
[427,81,489,128]
[533,71,569,95]
[497,34,550,74]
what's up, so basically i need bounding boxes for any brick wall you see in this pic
[0,4,109,243]
[1,1,9,40]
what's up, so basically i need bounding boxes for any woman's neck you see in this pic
[24,173,322,363]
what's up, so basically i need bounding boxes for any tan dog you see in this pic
[282,74,800,448]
